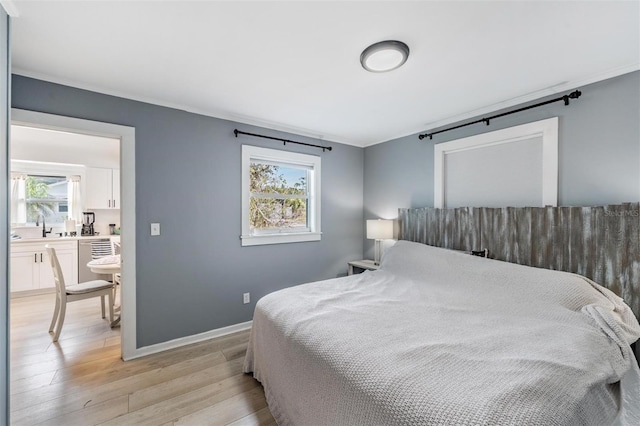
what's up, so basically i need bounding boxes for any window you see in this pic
[242,145,321,246]
[25,175,69,224]
[11,160,83,226]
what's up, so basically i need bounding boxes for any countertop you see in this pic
[10,235,114,244]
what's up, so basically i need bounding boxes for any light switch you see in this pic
[150,223,160,236]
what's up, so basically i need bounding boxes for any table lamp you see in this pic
[367,219,393,265]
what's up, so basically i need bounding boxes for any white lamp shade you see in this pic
[366,219,393,240]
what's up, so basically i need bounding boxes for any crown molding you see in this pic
[11,68,365,148]
[361,63,640,148]
[0,0,19,17]
[13,62,638,150]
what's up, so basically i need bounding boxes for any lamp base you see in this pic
[374,239,381,266]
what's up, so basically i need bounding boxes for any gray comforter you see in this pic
[244,241,640,425]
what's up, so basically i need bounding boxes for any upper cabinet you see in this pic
[86,167,120,209]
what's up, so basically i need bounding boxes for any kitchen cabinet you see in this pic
[10,240,78,293]
[86,167,120,209]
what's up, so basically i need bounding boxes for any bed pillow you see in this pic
[381,240,456,273]
[380,240,492,278]
[381,241,488,274]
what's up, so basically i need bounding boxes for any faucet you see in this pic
[37,214,52,238]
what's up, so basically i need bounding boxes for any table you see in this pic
[87,255,121,327]
[87,254,120,274]
[348,259,380,275]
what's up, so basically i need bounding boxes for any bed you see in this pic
[243,205,640,425]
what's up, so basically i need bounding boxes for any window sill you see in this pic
[240,232,321,246]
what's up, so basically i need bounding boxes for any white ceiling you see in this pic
[6,1,639,147]
[11,125,120,168]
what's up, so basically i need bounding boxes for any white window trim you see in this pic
[434,117,558,208]
[241,145,321,246]
[11,160,86,225]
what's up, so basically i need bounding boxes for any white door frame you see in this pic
[10,109,137,360]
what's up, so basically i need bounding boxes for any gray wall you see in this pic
[364,71,640,258]
[11,75,364,347]
[1,7,9,423]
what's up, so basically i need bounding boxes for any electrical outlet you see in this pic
[243,292,250,304]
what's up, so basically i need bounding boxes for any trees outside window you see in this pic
[25,175,68,223]
[249,162,308,232]
[241,145,321,246]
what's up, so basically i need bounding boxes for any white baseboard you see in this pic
[124,320,253,361]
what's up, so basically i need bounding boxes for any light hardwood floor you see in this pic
[10,293,275,425]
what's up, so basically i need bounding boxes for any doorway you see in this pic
[9,109,136,360]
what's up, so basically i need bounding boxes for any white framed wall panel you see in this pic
[434,117,558,208]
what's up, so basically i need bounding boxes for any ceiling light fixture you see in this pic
[360,40,410,73]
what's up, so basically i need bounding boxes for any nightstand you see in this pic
[348,259,380,275]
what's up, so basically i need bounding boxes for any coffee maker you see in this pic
[81,212,96,236]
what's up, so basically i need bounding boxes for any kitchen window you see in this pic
[11,161,83,226]
[25,175,69,224]
[241,145,321,246]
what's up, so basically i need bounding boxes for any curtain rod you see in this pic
[234,129,333,152]
[418,90,582,140]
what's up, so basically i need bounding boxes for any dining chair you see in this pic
[111,240,122,299]
[45,245,115,342]
[91,239,121,299]
[90,240,113,259]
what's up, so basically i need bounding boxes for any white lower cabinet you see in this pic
[10,240,78,293]
[10,251,39,292]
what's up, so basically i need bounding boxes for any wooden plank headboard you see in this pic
[398,203,640,318]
